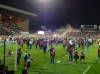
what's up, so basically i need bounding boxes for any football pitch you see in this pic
[0,43,100,74]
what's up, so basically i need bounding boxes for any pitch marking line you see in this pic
[83,66,91,74]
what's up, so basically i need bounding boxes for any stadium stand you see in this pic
[0,4,37,36]
[0,22,24,36]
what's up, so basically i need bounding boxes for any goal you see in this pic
[0,40,17,71]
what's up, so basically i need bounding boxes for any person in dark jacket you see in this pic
[68,48,73,63]
[43,43,47,54]
[17,48,22,65]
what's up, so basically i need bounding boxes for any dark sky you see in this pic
[0,0,100,30]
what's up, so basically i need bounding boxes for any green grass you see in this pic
[0,42,100,74]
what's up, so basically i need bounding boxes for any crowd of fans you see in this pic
[0,34,99,74]
[0,22,24,36]
[66,32,100,38]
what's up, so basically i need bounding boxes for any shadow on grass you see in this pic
[28,68,53,74]
[31,67,48,70]
[31,65,40,66]
[33,70,53,74]
[58,63,69,65]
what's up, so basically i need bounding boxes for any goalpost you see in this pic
[0,40,17,71]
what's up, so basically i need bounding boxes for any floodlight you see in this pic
[38,0,51,3]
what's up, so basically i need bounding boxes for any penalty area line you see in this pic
[83,66,91,74]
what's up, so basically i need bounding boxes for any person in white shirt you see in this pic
[98,41,100,48]
[29,39,33,49]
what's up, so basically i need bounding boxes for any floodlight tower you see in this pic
[39,0,51,38]
[39,0,51,29]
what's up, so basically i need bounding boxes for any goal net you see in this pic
[0,40,17,71]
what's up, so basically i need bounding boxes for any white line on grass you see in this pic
[83,66,91,74]
[71,64,89,67]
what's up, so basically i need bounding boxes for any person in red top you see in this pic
[8,50,12,56]
[35,41,38,49]
[78,41,81,48]
[49,45,55,64]
[39,42,42,49]
[98,47,100,62]
[74,49,79,62]
[66,44,71,56]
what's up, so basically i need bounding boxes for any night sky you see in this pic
[0,0,100,31]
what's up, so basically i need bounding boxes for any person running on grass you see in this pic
[74,49,79,62]
[68,47,73,63]
[80,49,86,63]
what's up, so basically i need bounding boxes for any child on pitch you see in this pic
[8,50,12,56]
[27,54,33,68]
[80,49,86,63]
[74,49,79,62]
[23,51,28,68]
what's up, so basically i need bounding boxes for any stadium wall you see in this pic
[21,19,29,32]
[15,18,29,32]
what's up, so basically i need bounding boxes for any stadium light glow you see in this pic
[10,17,12,19]
[18,18,20,20]
[37,0,51,3]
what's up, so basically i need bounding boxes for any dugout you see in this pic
[0,4,37,32]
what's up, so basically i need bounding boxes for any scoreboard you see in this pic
[81,25,97,29]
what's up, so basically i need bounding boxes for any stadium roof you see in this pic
[0,4,37,18]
